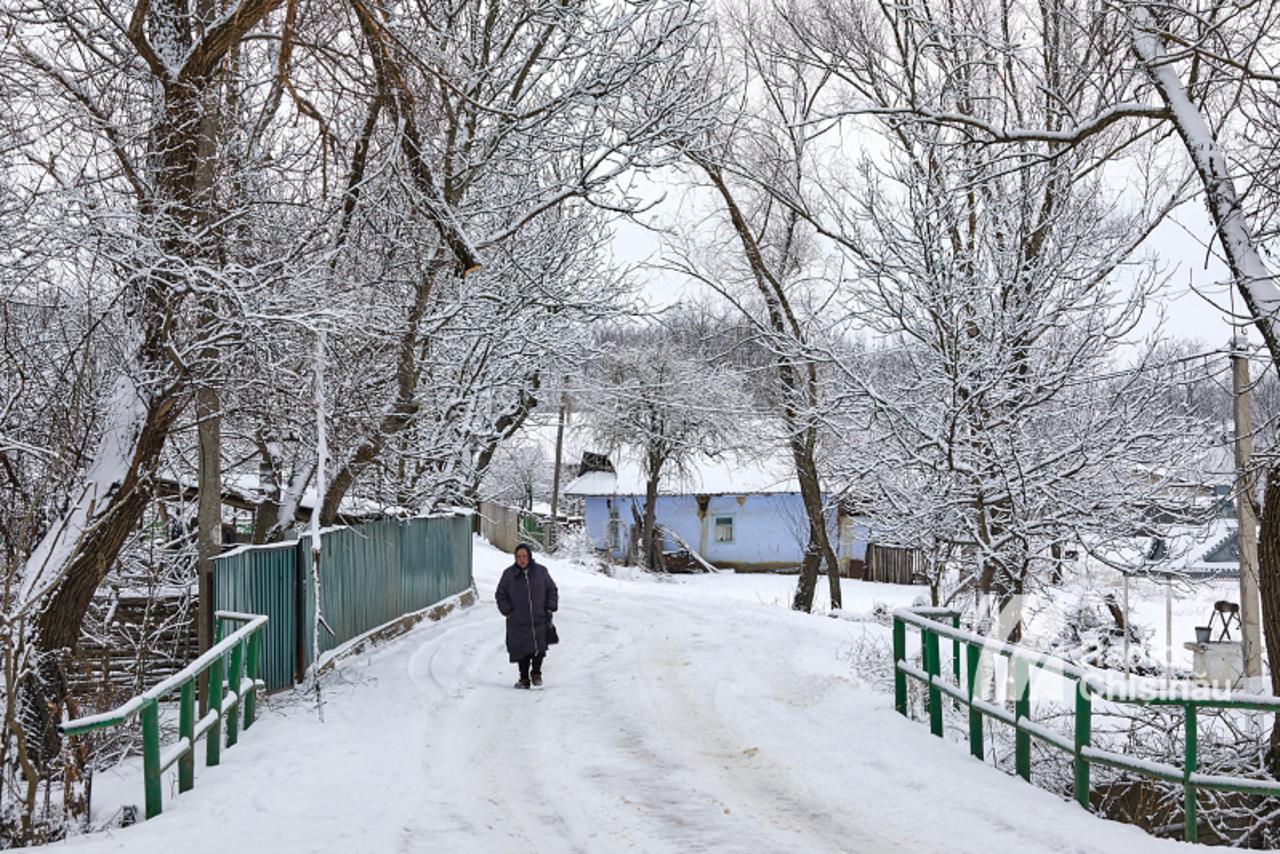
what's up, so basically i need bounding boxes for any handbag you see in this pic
[546,614,559,645]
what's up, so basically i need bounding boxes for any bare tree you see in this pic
[673,4,845,610]
[304,0,717,523]
[588,342,743,570]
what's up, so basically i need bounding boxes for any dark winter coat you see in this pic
[495,551,559,662]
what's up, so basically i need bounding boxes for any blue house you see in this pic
[563,451,869,573]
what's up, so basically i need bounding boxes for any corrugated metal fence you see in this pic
[213,514,473,691]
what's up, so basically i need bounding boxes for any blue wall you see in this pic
[582,493,867,569]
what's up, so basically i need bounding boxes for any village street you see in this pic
[59,540,1187,854]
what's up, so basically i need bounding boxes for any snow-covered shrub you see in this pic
[1046,596,1166,676]
[551,526,611,575]
[829,600,896,627]
[836,629,896,692]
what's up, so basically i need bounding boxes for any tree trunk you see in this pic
[195,382,221,711]
[643,457,662,571]
[320,269,436,525]
[1256,466,1280,774]
[791,438,840,611]
[252,430,284,544]
[694,159,840,611]
[20,0,286,787]
[25,377,183,770]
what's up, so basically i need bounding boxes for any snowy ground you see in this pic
[54,538,1195,853]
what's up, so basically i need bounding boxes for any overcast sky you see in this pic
[616,194,1246,356]
[1136,202,1241,348]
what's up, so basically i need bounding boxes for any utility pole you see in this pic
[547,385,568,551]
[1231,335,1263,678]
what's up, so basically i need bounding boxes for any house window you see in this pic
[714,515,735,544]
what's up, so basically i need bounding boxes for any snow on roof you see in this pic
[564,451,799,497]
[1150,519,1240,578]
[1090,519,1241,579]
[157,470,411,519]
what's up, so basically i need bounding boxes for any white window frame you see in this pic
[713,514,735,544]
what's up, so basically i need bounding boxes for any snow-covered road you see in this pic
[61,539,1185,853]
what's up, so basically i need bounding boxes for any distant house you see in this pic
[563,451,869,573]
[1147,519,1241,579]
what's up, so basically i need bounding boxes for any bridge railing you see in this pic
[62,611,268,820]
[894,606,1280,844]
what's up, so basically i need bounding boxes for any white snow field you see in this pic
[57,538,1187,854]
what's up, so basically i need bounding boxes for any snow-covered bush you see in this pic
[551,526,611,576]
[1046,596,1167,677]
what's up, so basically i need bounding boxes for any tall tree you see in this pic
[676,4,845,610]
[767,0,1198,632]
[306,0,716,523]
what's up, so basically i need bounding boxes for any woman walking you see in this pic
[495,543,558,689]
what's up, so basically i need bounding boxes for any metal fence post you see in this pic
[966,642,983,760]
[207,655,224,767]
[951,613,961,687]
[893,617,907,716]
[924,627,942,737]
[244,627,261,729]
[141,699,163,819]
[178,682,195,793]
[1184,704,1198,843]
[1015,657,1031,781]
[226,640,244,748]
[1074,679,1091,808]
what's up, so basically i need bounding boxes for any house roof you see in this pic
[1093,519,1242,579]
[1150,519,1241,578]
[563,451,800,497]
[156,471,406,521]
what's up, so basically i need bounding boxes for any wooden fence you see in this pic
[865,544,922,585]
[479,501,523,553]
[478,500,555,553]
[71,590,197,699]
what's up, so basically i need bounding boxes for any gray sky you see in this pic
[1138,203,1241,348]
[619,197,1247,353]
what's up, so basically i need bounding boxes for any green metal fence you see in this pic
[894,605,1280,844]
[61,611,267,820]
[213,541,298,692]
[215,514,473,689]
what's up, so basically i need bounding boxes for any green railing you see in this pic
[894,606,1280,844]
[62,611,268,820]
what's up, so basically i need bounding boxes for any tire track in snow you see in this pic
[397,582,914,853]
